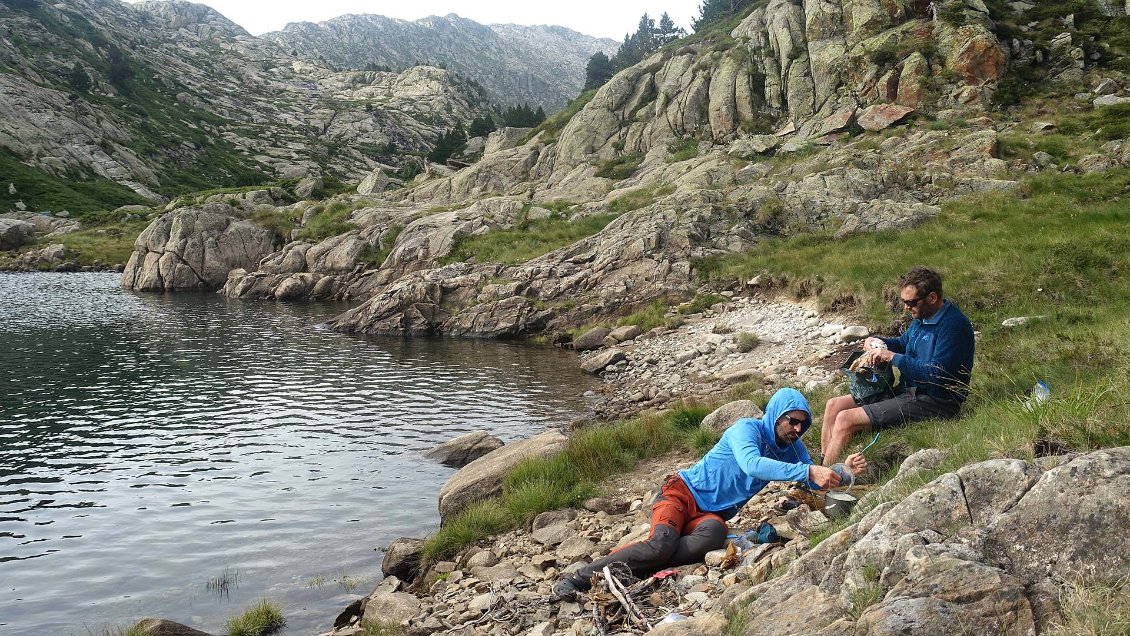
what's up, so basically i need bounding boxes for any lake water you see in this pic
[0,273,597,636]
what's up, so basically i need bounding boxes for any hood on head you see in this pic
[762,387,812,446]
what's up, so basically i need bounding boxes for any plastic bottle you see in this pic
[1033,380,1050,404]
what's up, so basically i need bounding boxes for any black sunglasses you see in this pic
[782,415,806,428]
[902,295,927,308]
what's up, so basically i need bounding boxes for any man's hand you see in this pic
[845,453,868,474]
[863,347,894,366]
[809,465,842,490]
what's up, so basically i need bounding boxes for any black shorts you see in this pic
[862,388,962,429]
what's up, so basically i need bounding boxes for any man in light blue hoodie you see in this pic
[552,387,867,600]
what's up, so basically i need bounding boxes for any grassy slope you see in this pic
[426,167,1130,562]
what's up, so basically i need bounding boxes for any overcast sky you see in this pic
[130,1,706,40]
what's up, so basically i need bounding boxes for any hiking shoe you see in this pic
[552,577,586,601]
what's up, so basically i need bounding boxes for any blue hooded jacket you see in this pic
[678,388,816,520]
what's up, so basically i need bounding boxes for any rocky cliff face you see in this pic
[126,1,1130,340]
[264,14,617,111]
[0,0,492,207]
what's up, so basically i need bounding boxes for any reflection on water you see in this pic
[0,273,596,635]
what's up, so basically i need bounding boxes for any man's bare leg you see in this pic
[821,395,857,460]
[823,406,872,466]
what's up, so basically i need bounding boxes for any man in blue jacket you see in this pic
[552,387,867,600]
[822,266,975,465]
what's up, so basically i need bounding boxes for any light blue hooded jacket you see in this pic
[678,388,815,520]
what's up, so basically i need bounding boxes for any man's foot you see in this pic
[552,577,587,601]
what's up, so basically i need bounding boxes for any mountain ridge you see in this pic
[263,12,617,110]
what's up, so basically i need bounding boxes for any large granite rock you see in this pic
[0,218,34,250]
[438,429,567,523]
[424,431,505,468]
[701,400,764,433]
[121,204,280,291]
[381,537,425,582]
[724,447,1130,636]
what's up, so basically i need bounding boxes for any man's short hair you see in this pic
[898,266,943,298]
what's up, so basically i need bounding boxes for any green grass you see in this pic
[666,138,700,163]
[616,299,685,332]
[595,154,644,180]
[698,169,1130,544]
[250,208,300,238]
[607,185,675,214]
[46,217,153,266]
[226,600,285,636]
[295,201,354,242]
[421,404,712,562]
[848,565,883,620]
[0,148,150,214]
[98,622,153,636]
[440,213,619,266]
[678,293,726,315]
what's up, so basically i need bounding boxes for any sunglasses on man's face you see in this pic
[902,295,927,308]
[782,416,806,429]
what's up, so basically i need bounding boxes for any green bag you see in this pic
[840,350,898,405]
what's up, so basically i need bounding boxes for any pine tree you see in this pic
[584,52,614,90]
[68,62,92,93]
[693,0,751,32]
[656,12,686,45]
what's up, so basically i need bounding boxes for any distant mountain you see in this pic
[0,0,493,210]
[264,13,618,111]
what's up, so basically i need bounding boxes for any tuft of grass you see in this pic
[678,293,726,315]
[848,565,883,620]
[735,331,760,352]
[225,600,285,636]
[616,299,684,332]
[250,208,299,238]
[595,154,644,180]
[607,185,674,214]
[98,622,153,636]
[295,200,354,242]
[1045,575,1130,636]
[666,138,700,163]
[421,403,711,562]
[441,213,618,266]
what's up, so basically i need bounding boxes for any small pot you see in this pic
[824,491,858,519]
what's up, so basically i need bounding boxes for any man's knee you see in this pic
[637,523,680,561]
[833,407,870,434]
[691,519,727,550]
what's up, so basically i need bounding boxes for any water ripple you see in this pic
[0,273,596,635]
